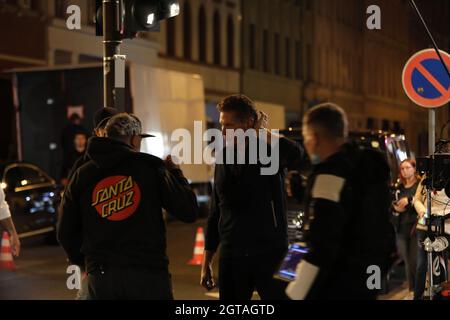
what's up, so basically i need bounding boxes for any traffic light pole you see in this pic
[103,0,123,109]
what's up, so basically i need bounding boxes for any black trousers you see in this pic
[218,248,288,300]
[396,232,417,291]
[87,265,173,300]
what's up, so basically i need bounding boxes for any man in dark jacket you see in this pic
[286,103,393,300]
[200,94,304,300]
[58,113,198,300]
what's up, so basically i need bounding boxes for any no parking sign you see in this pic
[402,49,450,108]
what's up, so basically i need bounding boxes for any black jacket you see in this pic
[57,137,198,272]
[205,137,304,258]
[303,143,392,299]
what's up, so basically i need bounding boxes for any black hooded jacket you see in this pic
[57,137,198,272]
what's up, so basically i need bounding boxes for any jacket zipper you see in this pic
[271,201,278,228]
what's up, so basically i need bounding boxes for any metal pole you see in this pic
[428,249,434,300]
[429,109,435,154]
[426,188,433,300]
[103,0,122,108]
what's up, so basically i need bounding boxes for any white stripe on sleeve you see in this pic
[311,174,345,203]
[285,260,320,300]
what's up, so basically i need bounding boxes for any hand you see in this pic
[418,210,426,219]
[254,110,269,131]
[396,197,408,208]
[164,155,180,171]
[200,263,216,291]
[9,232,20,257]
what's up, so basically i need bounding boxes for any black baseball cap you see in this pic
[93,107,119,129]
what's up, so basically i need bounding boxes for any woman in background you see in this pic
[392,159,420,297]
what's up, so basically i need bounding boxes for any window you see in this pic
[54,0,67,18]
[227,15,234,68]
[166,18,176,56]
[367,118,375,130]
[285,38,291,78]
[86,0,96,26]
[213,11,221,65]
[306,44,312,80]
[183,1,192,60]
[54,49,72,65]
[263,30,269,72]
[249,24,256,69]
[79,54,102,64]
[198,5,207,63]
[295,41,302,80]
[274,34,280,75]
[382,119,390,132]
[306,0,311,11]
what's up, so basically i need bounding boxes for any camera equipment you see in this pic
[416,153,450,196]
[416,151,450,300]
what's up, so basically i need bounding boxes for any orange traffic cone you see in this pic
[0,231,16,270]
[188,227,204,265]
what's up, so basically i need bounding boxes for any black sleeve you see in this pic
[158,167,198,223]
[304,198,348,268]
[205,172,220,252]
[57,171,84,267]
[278,137,305,169]
[303,171,349,272]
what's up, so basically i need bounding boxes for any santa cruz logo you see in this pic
[91,176,141,221]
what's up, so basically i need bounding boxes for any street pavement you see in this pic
[0,218,407,300]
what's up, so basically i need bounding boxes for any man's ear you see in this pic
[248,117,255,129]
[130,136,140,150]
[312,132,320,148]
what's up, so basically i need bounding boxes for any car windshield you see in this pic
[3,165,52,191]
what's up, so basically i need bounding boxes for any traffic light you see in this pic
[95,0,180,39]
[95,0,103,36]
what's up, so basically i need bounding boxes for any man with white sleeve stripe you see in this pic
[0,187,20,257]
[286,103,390,300]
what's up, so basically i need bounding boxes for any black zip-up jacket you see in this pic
[57,137,198,272]
[205,137,304,258]
[302,143,392,299]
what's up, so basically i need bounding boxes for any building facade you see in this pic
[304,0,449,155]
[0,0,449,157]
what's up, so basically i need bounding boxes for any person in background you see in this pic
[60,113,88,180]
[392,159,420,298]
[60,132,88,185]
[0,187,20,257]
[67,107,119,182]
[413,174,450,300]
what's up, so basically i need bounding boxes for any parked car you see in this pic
[0,162,61,240]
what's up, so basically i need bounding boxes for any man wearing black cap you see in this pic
[58,113,198,300]
[67,107,119,181]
